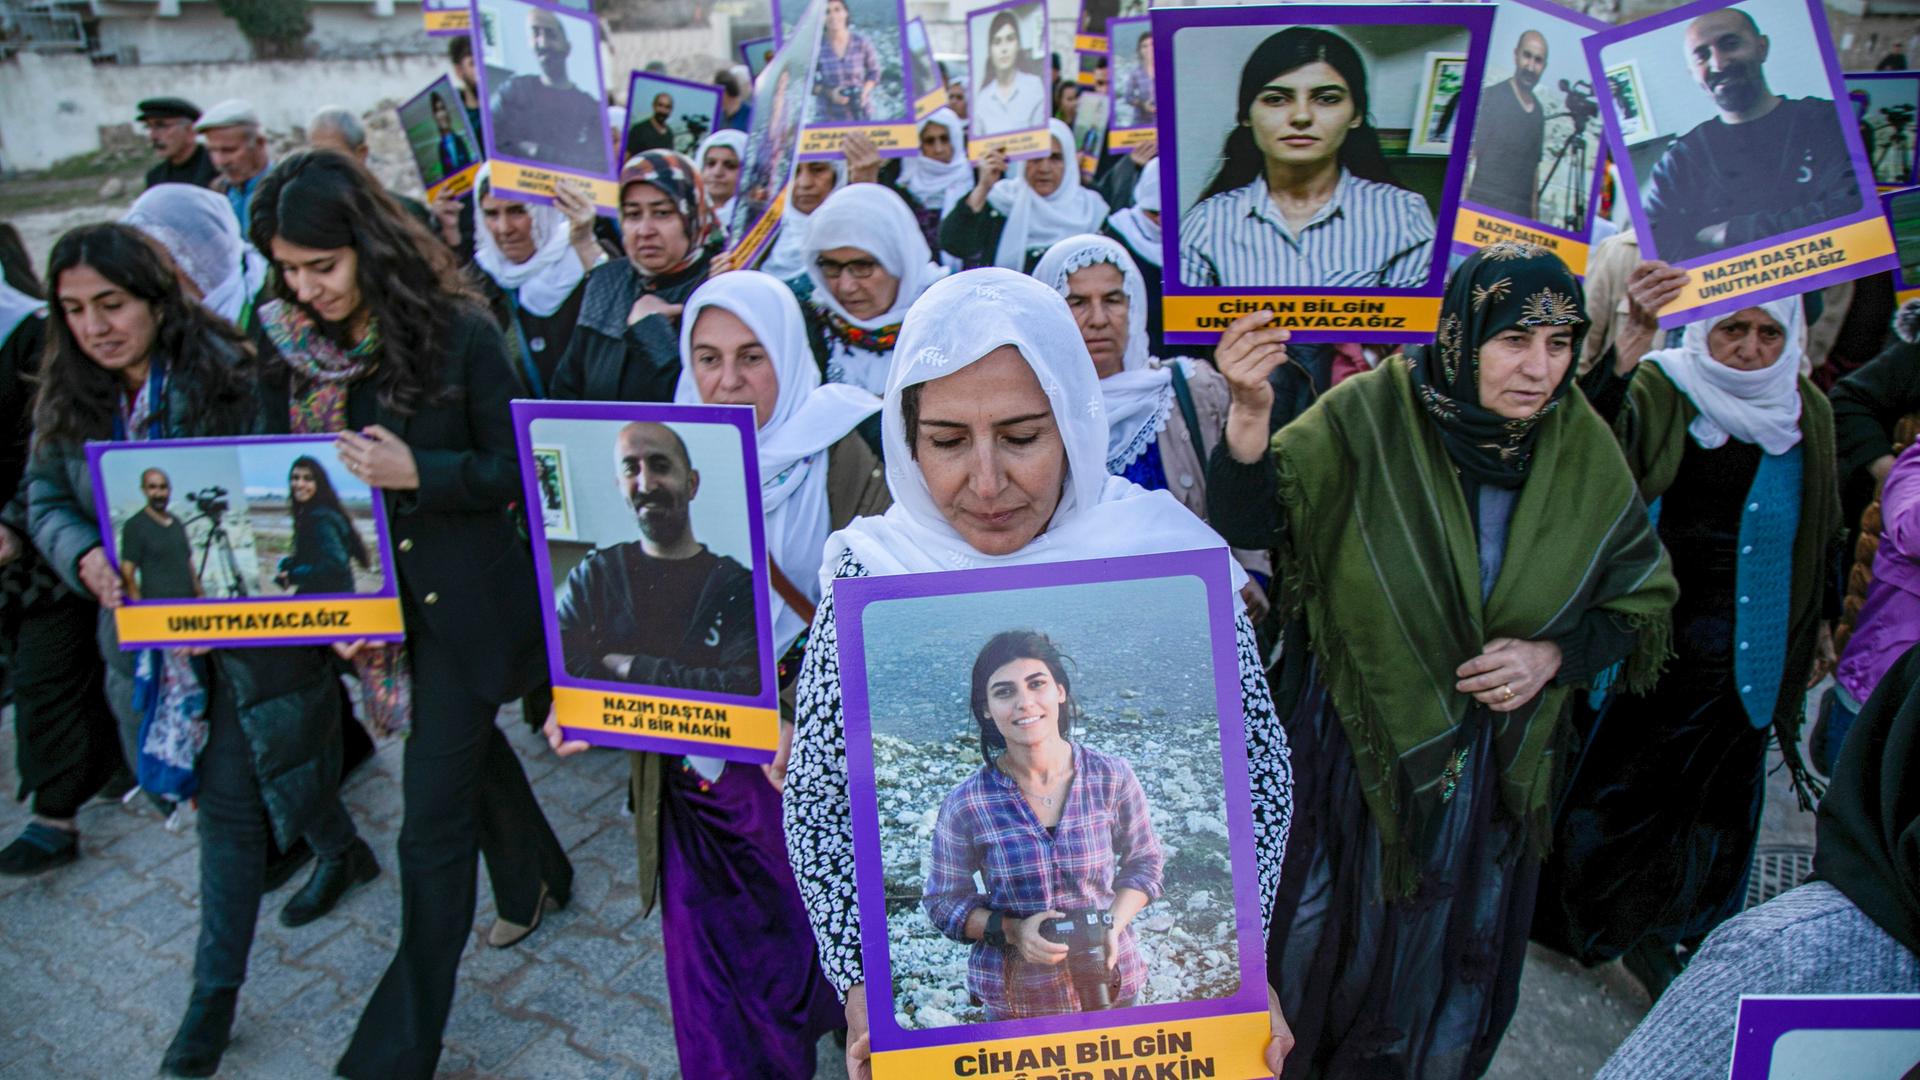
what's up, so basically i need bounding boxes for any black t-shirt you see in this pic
[491,75,611,175]
[556,541,761,696]
[1466,79,1545,218]
[120,510,197,599]
[145,145,219,190]
[626,121,676,155]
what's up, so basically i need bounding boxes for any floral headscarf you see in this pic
[619,150,714,280]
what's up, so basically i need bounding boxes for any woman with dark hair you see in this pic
[275,455,369,596]
[973,8,1046,138]
[244,149,571,1080]
[1052,78,1080,126]
[25,223,373,1077]
[1178,27,1435,289]
[922,630,1164,1020]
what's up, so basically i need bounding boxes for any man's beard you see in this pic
[537,49,569,82]
[1516,68,1540,91]
[1707,66,1760,111]
[633,492,689,546]
[148,496,170,513]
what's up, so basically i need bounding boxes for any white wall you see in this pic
[92,4,431,65]
[0,49,448,170]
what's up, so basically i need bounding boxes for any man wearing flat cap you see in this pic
[196,99,273,229]
[139,98,217,190]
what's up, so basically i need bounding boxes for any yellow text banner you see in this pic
[115,597,403,647]
[915,87,950,121]
[1452,210,1591,277]
[800,124,919,156]
[423,9,470,32]
[1664,217,1896,320]
[1164,294,1442,336]
[873,1010,1272,1080]
[1075,34,1108,53]
[487,160,619,212]
[1108,128,1155,151]
[552,686,780,754]
[425,162,481,203]
[969,127,1051,161]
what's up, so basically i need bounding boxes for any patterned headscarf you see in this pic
[1406,241,1589,489]
[619,150,714,280]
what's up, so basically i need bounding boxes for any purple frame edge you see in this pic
[966,0,1053,162]
[468,0,620,211]
[1727,995,1920,1080]
[619,70,726,170]
[794,0,921,162]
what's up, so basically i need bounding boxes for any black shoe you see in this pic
[0,823,77,876]
[160,986,238,1078]
[279,839,379,928]
[261,837,314,893]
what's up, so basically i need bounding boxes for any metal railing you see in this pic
[0,0,89,57]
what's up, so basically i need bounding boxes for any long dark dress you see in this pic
[282,504,358,596]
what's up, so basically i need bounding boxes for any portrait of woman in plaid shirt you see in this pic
[921,630,1166,1020]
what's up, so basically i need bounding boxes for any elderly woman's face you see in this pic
[689,306,779,429]
[481,193,538,264]
[1476,324,1575,420]
[985,657,1067,751]
[817,245,899,321]
[1248,60,1359,172]
[701,145,741,204]
[920,123,954,164]
[914,345,1066,555]
[1706,307,1788,372]
[1064,261,1128,379]
[621,181,691,274]
[1026,139,1066,197]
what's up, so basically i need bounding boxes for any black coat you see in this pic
[255,303,544,706]
[1830,336,1920,528]
[549,254,710,403]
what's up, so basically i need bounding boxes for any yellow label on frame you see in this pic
[425,162,481,203]
[1075,33,1108,53]
[915,87,950,121]
[423,9,470,31]
[968,127,1052,161]
[1662,217,1896,319]
[1108,127,1155,151]
[1163,294,1443,335]
[486,160,619,211]
[1452,210,1592,277]
[551,686,780,754]
[799,123,919,156]
[114,598,404,647]
[872,1010,1271,1080]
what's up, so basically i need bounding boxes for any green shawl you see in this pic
[1617,362,1842,801]
[1272,357,1678,894]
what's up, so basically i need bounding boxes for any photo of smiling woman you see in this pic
[1178,27,1436,289]
[922,630,1164,1020]
[275,455,370,596]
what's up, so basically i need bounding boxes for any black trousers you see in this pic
[335,631,570,1080]
[10,596,117,819]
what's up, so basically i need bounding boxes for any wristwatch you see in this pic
[983,910,1007,948]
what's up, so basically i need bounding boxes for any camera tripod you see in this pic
[186,513,250,599]
[1876,121,1913,184]
[1536,114,1591,234]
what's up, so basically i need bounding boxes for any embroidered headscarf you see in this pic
[674,270,880,650]
[759,158,847,281]
[1032,234,1174,473]
[121,183,269,326]
[896,108,974,215]
[1642,297,1806,455]
[620,150,714,281]
[821,268,1246,591]
[984,119,1110,271]
[471,163,588,318]
[801,183,950,394]
[1104,157,1162,267]
[1406,241,1590,489]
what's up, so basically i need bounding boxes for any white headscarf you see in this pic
[896,108,973,215]
[1105,156,1162,267]
[983,119,1110,271]
[821,268,1245,592]
[1032,235,1177,473]
[675,270,881,651]
[803,183,950,394]
[0,280,44,348]
[695,129,749,232]
[1644,297,1806,455]
[759,158,847,281]
[120,183,269,325]
[470,164,588,318]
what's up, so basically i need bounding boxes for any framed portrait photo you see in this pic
[834,550,1273,1079]
[86,435,404,649]
[1451,0,1613,275]
[1844,71,1920,189]
[967,0,1053,161]
[1586,0,1897,326]
[1604,60,1658,146]
[907,17,947,120]
[1727,996,1920,1080]
[1107,15,1155,153]
[797,0,920,159]
[741,34,777,82]
[1883,186,1920,304]
[727,0,828,269]
[398,74,484,201]
[513,401,782,761]
[472,0,619,211]
[621,71,724,164]
[1156,3,1496,345]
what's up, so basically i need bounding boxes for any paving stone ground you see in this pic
[0,697,1818,1078]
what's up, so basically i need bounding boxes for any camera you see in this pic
[1039,908,1116,1010]
[1559,79,1598,131]
[1883,103,1914,133]
[187,485,230,522]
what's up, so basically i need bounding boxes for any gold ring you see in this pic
[1501,684,1515,701]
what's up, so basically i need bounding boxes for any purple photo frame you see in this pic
[967,0,1053,162]
[85,434,404,650]
[1585,0,1894,328]
[1452,0,1611,266]
[741,34,777,82]
[1106,15,1154,153]
[727,0,827,269]
[619,71,725,166]
[398,74,484,202]
[510,400,782,762]
[1845,71,1920,189]
[1155,3,1496,345]
[796,0,919,161]
[471,0,619,210]
[1883,185,1920,291]
[1728,995,1920,1079]
[423,0,470,37]
[835,549,1271,1058]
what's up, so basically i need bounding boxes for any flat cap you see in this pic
[194,99,261,132]
[136,97,201,123]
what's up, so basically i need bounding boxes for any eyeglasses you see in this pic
[815,257,881,280]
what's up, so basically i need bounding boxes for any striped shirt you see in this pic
[1178,170,1435,289]
[922,741,1164,1018]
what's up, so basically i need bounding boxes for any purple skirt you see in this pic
[660,760,843,1079]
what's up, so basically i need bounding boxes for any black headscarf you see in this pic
[1814,642,1920,956]
[1405,241,1590,489]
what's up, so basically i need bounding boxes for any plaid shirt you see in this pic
[922,742,1164,1018]
[813,31,881,122]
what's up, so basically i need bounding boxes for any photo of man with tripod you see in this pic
[1843,72,1920,187]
